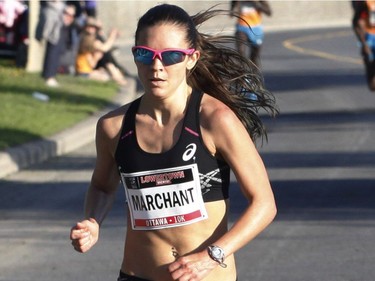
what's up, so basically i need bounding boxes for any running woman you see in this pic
[70,4,278,281]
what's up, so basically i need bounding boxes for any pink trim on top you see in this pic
[184,126,199,137]
[121,130,134,140]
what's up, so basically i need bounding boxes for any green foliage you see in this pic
[0,61,118,150]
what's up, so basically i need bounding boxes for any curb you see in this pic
[0,78,138,179]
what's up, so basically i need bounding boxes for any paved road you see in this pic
[1,27,375,281]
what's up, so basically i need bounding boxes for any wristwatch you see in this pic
[207,245,227,268]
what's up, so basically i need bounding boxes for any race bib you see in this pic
[120,164,208,230]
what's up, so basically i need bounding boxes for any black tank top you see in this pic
[115,90,230,202]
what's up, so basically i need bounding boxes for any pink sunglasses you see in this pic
[132,46,195,66]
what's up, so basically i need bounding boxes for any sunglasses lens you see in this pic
[133,48,154,65]
[162,51,185,66]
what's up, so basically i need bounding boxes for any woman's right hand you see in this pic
[70,218,99,253]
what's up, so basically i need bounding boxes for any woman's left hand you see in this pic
[168,251,217,281]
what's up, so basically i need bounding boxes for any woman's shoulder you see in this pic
[97,102,132,140]
[199,93,244,156]
[200,93,238,127]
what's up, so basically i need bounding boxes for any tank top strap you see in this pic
[183,89,203,134]
[120,96,142,137]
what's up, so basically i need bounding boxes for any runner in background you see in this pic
[231,1,271,68]
[352,0,375,91]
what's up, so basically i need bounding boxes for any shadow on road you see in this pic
[265,70,365,93]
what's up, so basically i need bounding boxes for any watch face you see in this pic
[208,245,227,268]
[211,246,223,258]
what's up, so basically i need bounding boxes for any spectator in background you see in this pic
[58,2,82,75]
[36,1,76,87]
[0,0,22,26]
[75,17,127,85]
[231,0,271,68]
[352,0,375,91]
[75,20,111,83]
[66,0,84,19]
[66,0,86,32]
[0,0,28,67]
[94,18,129,77]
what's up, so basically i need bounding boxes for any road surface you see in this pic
[1,27,375,281]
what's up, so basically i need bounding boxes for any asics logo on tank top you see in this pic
[182,143,197,162]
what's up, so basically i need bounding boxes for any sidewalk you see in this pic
[0,78,138,179]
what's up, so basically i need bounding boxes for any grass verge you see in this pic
[0,59,119,150]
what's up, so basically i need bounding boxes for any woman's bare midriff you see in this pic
[121,200,237,281]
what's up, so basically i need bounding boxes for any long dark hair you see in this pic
[135,4,278,142]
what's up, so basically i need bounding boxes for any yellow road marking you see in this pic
[283,30,362,65]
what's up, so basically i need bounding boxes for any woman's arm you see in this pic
[70,115,121,253]
[84,117,121,223]
[93,28,119,53]
[209,104,276,256]
[169,96,276,280]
